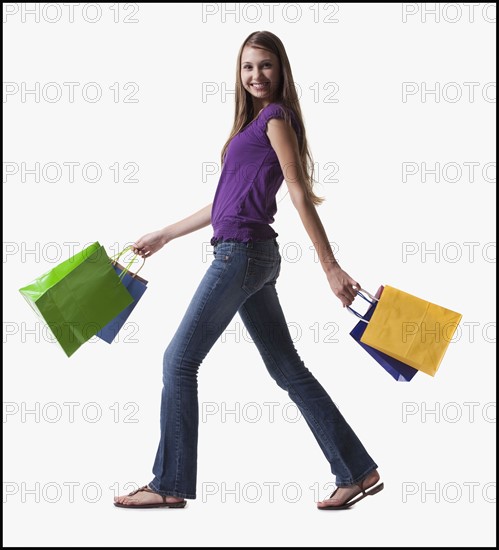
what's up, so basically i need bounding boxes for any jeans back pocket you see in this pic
[242,256,280,295]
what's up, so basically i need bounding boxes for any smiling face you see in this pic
[240,45,281,109]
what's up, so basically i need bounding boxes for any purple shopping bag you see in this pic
[349,287,419,382]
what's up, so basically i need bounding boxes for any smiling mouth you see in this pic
[251,82,270,90]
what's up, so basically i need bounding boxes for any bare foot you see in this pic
[114,485,185,507]
[317,470,381,509]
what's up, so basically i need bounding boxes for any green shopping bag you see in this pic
[19,242,134,357]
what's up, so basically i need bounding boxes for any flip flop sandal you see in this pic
[114,485,187,509]
[318,481,384,510]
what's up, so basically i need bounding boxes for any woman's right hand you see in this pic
[131,229,169,258]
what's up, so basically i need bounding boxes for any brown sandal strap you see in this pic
[127,485,160,497]
[355,482,367,495]
[127,485,146,497]
[327,487,340,499]
[328,482,367,501]
[127,485,178,504]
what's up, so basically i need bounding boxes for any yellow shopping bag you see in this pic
[360,285,462,376]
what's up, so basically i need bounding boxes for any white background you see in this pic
[3,2,496,547]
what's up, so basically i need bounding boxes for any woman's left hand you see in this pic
[326,266,360,308]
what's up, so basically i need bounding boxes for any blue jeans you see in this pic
[149,238,378,499]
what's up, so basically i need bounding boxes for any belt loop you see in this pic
[247,240,254,248]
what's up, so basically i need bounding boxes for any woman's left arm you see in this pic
[267,118,360,307]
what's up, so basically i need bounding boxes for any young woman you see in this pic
[114,31,383,511]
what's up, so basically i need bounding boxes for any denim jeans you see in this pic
[149,238,378,499]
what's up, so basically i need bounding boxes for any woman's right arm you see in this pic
[132,202,212,258]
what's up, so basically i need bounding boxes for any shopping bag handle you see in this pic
[347,290,378,323]
[110,246,146,281]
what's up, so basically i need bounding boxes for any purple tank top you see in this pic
[210,103,301,245]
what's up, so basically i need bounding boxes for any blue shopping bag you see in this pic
[95,249,148,344]
[348,287,419,382]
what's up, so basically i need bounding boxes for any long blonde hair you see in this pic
[221,31,325,206]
